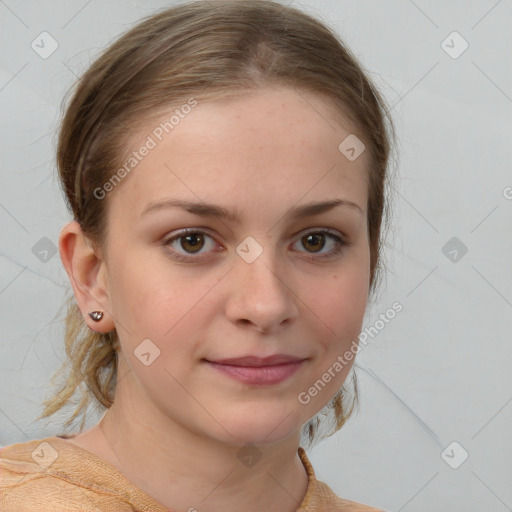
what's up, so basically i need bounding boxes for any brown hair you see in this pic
[38,0,395,448]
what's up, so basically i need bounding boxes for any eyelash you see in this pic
[161,228,348,262]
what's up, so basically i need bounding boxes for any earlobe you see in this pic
[59,220,115,333]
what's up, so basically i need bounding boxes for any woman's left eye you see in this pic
[162,228,346,262]
[292,229,346,259]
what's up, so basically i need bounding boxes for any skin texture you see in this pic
[59,86,371,512]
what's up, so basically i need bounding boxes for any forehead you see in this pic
[107,86,369,221]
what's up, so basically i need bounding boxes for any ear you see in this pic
[59,220,115,333]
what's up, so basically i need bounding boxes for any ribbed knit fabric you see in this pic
[0,436,383,511]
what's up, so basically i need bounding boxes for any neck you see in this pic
[98,360,309,512]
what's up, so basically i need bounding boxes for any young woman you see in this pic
[0,1,394,510]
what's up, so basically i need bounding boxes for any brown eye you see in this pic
[180,233,204,253]
[302,233,326,253]
[292,229,347,259]
[163,229,218,261]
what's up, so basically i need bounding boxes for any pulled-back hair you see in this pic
[39,0,395,448]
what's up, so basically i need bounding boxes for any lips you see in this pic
[208,354,306,367]
[205,354,307,385]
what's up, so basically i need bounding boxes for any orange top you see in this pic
[0,436,384,511]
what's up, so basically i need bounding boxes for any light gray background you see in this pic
[1,1,511,511]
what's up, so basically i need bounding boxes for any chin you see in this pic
[207,407,303,447]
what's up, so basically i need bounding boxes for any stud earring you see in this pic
[88,311,104,322]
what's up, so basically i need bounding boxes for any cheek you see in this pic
[106,248,176,336]
[296,269,368,415]
[107,249,220,349]
[331,288,366,337]
[300,265,368,403]
[309,261,369,351]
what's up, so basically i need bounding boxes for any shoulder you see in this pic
[314,480,386,511]
[0,437,134,512]
[297,447,386,512]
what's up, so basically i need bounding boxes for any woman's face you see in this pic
[101,86,370,446]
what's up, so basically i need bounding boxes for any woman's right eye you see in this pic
[162,229,218,261]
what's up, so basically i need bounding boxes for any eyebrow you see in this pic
[140,197,363,221]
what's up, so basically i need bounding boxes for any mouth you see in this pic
[204,354,307,386]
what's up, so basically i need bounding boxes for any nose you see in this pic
[225,244,298,333]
